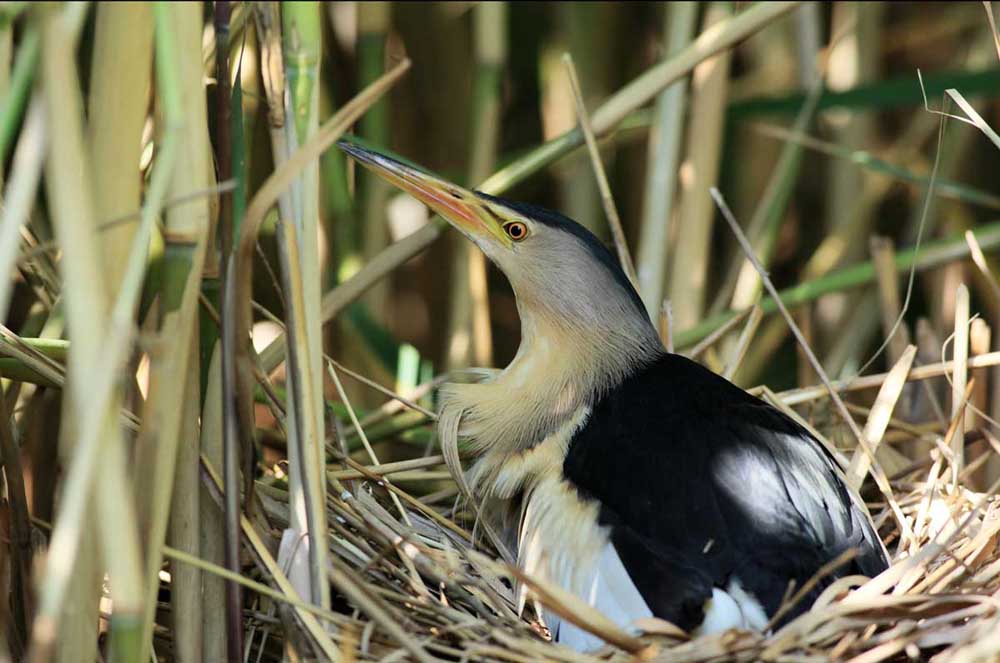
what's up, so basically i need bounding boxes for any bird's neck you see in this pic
[439,302,661,470]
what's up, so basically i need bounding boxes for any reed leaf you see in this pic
[31,4,144,662]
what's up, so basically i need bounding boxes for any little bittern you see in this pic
[339,140,889,651]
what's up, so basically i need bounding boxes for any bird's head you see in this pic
[339,141,661,380]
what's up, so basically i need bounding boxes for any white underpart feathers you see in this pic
[696,579,769,636]
[548,542,653,651]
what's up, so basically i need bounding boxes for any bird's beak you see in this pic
[337,140,511,247]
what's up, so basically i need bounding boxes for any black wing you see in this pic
[562,353,889,631]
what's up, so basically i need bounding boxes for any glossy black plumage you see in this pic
[563,353,889,631]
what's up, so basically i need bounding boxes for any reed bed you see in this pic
[173,348,1000,663]
[3,2,1000,662]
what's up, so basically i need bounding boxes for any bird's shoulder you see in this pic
[571,351,810,451]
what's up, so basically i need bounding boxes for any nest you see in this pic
[184,347,1000,663]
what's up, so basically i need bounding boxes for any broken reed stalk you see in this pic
[846,345,917,491]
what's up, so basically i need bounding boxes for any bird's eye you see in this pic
[504,222,528,241]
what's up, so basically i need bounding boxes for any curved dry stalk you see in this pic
[846,345,918,491]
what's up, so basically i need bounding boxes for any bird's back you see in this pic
[559,352,889,634]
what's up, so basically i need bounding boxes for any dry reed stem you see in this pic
[0,99,44,320]
[668,3,731,330]
[637,1,698,323]
[32,5,145,661]
[199,344,227,663]
[951,284,971,480]
[871,237,912,366]
[134,5,214,660]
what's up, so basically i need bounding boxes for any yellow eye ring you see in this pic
[504,221,528,241]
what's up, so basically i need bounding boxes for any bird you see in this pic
[338,139,890,651]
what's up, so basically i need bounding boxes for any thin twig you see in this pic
[329,358,437,420]
[328,361,413,527]
[711,187,910,540]
[562,52,638,288]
